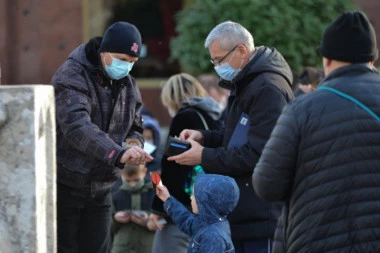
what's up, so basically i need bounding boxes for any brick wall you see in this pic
[0,0,379,126]
[0,0,82,85]
[354,0,380,67]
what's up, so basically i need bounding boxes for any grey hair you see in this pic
[205,21,254,52]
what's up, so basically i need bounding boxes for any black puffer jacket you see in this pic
[201,46,294,241]
[253,64,380,252]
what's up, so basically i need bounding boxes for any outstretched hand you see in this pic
[147,213,165,231]
[120,146,153,165]
[156,184,170,203]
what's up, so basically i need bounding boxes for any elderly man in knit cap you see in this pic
[51,22,153,253]
[252,11,380,253]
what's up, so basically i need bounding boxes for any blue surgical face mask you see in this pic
[214,49,242,81]
[104,53,134,80]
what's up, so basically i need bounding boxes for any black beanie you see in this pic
[99,21,142,57]
[317,11,378,63]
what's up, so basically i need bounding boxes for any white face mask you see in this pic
[145,140,154,145]
[168,109,176,118]
[218,96,228,110]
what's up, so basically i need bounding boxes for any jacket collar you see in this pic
[323,63,378,83]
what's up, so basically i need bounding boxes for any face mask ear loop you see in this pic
[102,53,112,67]
[233,46,244,70]
[228,47,237,65]
[238,58,244,70]
[102,55,107,67]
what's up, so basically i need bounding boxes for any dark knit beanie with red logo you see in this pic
[99,21,142,57]
[317,11,378,63]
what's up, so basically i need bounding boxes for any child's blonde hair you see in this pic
[161,73,208,112]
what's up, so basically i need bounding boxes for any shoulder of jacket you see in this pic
[57,59,91,79]
[175,107,200,117]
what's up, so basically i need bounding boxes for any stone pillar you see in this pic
[0,85,56,253]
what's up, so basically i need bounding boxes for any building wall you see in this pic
[0,0,83,85]
[354,0,380,67]
[0,0,379,126]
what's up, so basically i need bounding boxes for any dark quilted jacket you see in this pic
[253,63,380,252]
[51,37,144,198]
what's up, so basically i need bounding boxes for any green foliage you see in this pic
[170,0,356,75]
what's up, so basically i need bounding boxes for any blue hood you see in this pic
[194,174,239,224]
[142,115,161,147]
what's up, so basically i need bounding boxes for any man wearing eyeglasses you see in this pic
[168,21,294,253]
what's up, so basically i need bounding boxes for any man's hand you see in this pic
[114,211,131,223]
[120,146,153,165]
[179,129,203,144]
[167,139,203,165]
[130,211,149,227]
[156,184,170,202]
[147,213,165,231]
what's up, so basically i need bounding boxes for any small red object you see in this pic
[151,172,161,185]
[150,172,163,189]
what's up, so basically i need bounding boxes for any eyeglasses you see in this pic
[210,45,238,66]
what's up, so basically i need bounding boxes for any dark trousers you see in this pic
[233,239,272,253]
[57,187,112,253]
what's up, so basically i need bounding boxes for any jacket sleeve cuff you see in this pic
[115,150,126,169]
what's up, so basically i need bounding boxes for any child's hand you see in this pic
[147,213,166,231]
[156,184,170,202]
[130,211,149,227]
[114,211,131,223]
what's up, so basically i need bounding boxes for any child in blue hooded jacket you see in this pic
[156,174,239,253]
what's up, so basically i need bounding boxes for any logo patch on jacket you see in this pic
[108,150,116,159]
[131,43,138,53]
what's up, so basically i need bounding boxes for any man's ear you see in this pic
[323,57,332,68]
[322,57,330,73]
[237,44,249,59]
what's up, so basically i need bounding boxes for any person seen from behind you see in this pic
[253,11,380,253]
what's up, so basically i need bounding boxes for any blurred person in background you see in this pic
[110,164,155,253]
[142,114,162,174]
[168,21,294,253]
[51,21,152,253]
[147,73,224,253]
[197,73,230,121]
[293,66,325,96]
[253,11,380,253]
